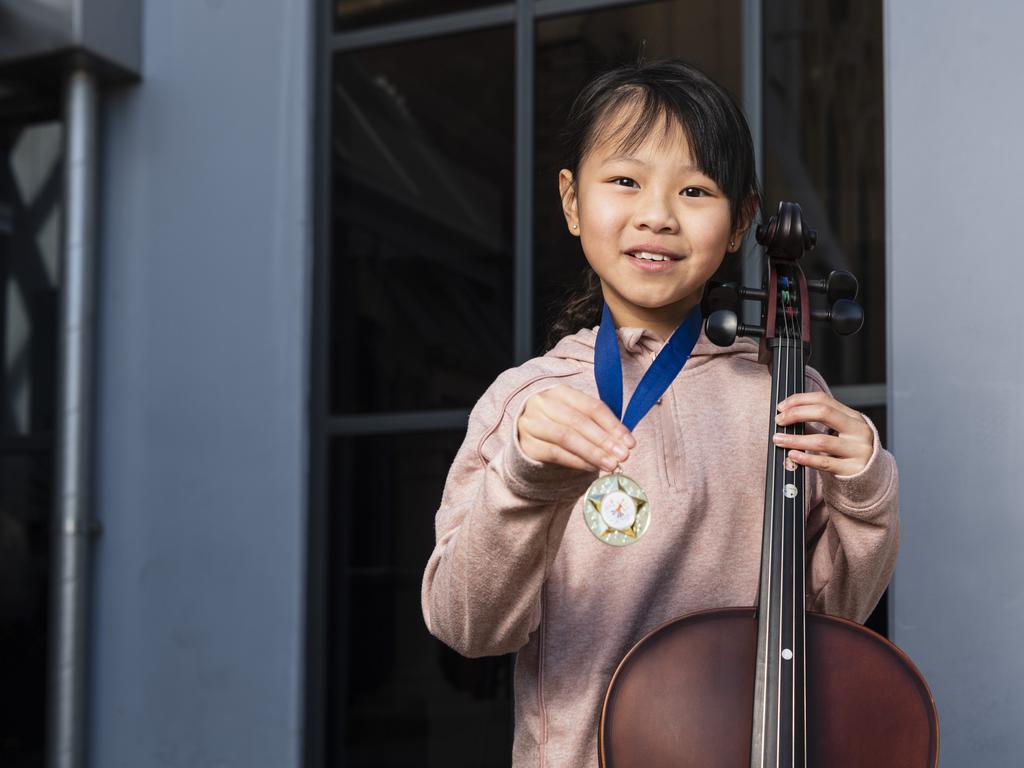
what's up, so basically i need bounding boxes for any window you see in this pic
[763,0,888,633]
[311,1,887,763]
[0,117,62,768]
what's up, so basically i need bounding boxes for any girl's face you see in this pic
[559,107,748,339]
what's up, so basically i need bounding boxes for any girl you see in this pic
[421,60,897,767]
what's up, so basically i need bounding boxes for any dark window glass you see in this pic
[0,120,60,768]
[0,452,52,768]
[326,432,513,767]
[763,0,885,386]
[331,27,515,414]
[533,0,743,352]
[335,0,499,32]
[763,1,888,635]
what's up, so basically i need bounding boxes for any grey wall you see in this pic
[88,1,313,766]
[887,2,1024,763]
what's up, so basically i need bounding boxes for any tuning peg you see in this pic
[811,299,864,336]
[705,310,766,347]
[807,270,858,302]
[738,286,768,302]
[706,310,738,346]
[702,282,740,314]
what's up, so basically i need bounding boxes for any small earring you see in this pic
[572,223,578,229]
[729,240,735,248]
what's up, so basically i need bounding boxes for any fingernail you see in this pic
[772,433,784,443]
[614,444,630,460]
[601,457,618,472]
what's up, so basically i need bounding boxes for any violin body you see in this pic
[599,608,938,767]
[598,202,939,766]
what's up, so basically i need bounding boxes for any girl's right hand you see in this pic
[517,385,635,472]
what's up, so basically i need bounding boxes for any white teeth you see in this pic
[631,251,670,261]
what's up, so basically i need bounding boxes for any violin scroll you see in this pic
[703,201,864,351]
[755,200,817,261]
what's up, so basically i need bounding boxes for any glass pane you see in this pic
[331,27,515,414]
[763,0,885,386]
[0,120,60,768]
[533,0,743,352]
[326,433,513,767]
[0,452,52,768]
[1,122,61,436]
[335,0,498,32]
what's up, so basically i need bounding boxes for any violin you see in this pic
[598,202,939,767]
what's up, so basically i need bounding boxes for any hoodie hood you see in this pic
[545,324,762,370]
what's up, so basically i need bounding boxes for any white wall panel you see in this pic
[887,2,1024,763]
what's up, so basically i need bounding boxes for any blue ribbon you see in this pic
[594,303,703,431]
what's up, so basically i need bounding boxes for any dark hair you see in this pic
[548,59,762,346]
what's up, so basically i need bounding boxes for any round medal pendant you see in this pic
[583,473,650,546]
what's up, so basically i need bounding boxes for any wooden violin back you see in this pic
[599,608,938,767]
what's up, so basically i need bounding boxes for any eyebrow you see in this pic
[601,154,697,170]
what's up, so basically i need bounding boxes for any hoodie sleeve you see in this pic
[803,372,900,623]
[421,368,597,658]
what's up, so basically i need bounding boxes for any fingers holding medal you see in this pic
[519,303,701,548]
[516,384,649,547]
[517,385,635,472]
[580,303,703,547]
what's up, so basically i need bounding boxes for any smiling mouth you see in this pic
[625,250,683,262]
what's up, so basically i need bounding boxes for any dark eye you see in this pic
[682,187,707,197]
[612,177,638,188]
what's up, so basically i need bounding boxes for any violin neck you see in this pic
[750,336,807,768]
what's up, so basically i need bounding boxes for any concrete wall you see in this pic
[88,1,313,766]
[887,1,1024,763]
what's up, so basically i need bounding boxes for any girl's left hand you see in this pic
[772,392,874,477]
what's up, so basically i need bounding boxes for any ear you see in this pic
[558,169,580,236]
[729,192,760,252]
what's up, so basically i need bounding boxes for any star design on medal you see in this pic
[588,476,647,540]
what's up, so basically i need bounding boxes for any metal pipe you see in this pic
[47,66,100,768]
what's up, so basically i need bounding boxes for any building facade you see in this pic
[0,0,1021,766]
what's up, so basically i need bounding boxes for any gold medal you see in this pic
[582,470,650,546]
[587,302,700,548]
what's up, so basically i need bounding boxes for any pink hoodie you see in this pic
[421,326,899,767]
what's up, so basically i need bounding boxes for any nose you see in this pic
[632,190,680,234]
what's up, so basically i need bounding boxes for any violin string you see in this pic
[775,279,785,768]
[793,281,805,766]
[759,276,782,768]
[786,274,794,765]
[788,283,799,767]
[788,278,801,765]
[787,277,807,767]
[797,285,808,766]
[780,275,800,766]
[770,272,792,767]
